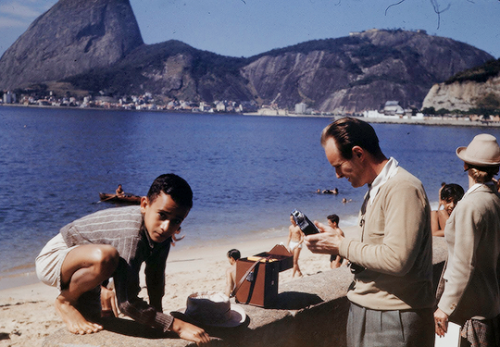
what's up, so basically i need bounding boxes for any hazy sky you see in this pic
[0,0,499,59]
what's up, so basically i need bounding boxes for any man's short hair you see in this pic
[467,165,499,184]
[440,183,464,203]
[321,117,382,160]
[227,249,241,261]
[147,173,193,208]
[327,214,339,224]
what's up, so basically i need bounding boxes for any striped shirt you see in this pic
[60,206,173,331]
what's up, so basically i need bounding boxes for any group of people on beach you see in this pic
[35,117,500,347]
[287,213,345,277]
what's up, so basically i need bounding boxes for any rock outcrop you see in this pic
[422,59,500,111]
[0,0,143,90]
[422,76,500,111]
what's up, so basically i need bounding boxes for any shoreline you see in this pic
[2,104,498,127]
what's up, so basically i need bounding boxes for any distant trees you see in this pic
[446,59,500,85]
[422,102,500,118]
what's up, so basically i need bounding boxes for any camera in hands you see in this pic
[291,209,319,235]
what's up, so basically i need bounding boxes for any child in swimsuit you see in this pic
[287,215,304,277]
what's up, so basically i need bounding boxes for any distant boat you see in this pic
[99,193,142,204]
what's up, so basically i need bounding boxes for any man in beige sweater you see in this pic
[305,117,434,347]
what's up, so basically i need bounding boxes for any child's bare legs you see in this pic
[292,247,303,277]
[57,244,119,334]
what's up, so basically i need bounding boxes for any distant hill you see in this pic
[64,40,255,103]
[240,29,493,112]
[423,58,500,112]
[0,0,494,112]
[0,0,143,90]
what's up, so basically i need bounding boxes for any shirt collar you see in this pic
[367,157,399,205]
[463,181,496,198]
[141,223,172,250]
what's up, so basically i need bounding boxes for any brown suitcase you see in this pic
[234,245,292,308]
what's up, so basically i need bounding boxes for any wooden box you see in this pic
[235,245,292,308]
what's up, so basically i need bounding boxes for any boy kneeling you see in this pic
[36,174,210,345]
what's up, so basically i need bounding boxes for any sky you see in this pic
[0,0,499,60]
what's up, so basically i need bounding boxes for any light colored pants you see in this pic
[35,233,78,291]
[347,303,435,347]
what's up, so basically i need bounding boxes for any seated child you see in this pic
[431,183,464,237]
[35,174,210,345]
[326,214,345,269]
[225,249,241,297]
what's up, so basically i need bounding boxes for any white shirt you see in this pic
[367,157,399,205]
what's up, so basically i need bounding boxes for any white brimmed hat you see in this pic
[172,292,246,328]
[456,134,500,167]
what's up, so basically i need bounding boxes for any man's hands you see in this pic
[434,308,449,337]
[171,318,211,346]
[304,221,344,255]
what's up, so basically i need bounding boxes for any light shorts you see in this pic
[35,233,78,291]
[289,240,302,251]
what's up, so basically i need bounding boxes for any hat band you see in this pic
[187,306,232,324]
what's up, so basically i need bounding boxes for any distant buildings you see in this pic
[2,91,16,104]
[295,102,307,114]
[363,101,424,119]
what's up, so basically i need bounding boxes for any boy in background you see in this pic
[225,249,241,297]
[35,174,210,346]
[327,214,345,268]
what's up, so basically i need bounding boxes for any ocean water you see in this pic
[0,106,498,288]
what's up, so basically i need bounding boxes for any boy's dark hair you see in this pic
[327,214,339,225]
[227,249,241,261]
[321,117,382,160]
[147,174,193,208]
[440,183,465,203]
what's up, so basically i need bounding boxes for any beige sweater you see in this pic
[339,168,434,310]
[438,184,500,323]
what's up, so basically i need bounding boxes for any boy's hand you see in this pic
[171,318,211,346]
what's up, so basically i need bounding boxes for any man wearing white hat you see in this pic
[435,134,500,347]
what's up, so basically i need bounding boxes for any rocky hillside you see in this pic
[241,29,493,112]
[0,0,494,112]
[422,58,500,111]
[0,0,143,90]
[64,40,255,104]
[66,29,492,112]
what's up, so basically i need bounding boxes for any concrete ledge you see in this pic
[42,237,448,347]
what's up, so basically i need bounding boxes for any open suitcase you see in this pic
[234,244,292,308]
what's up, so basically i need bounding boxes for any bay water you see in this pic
[0,106,496,288]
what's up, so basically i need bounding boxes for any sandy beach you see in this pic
[0,227,358,347]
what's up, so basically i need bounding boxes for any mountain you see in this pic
[241,29,493,112]
[422,58,500,112]
[0,0,494,112]
[64,29,494,112]
[63,40,255,103]
[0,0,143,90]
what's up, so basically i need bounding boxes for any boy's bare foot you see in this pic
[55,295,103,335]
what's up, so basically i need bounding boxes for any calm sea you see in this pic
[0,106,497,288]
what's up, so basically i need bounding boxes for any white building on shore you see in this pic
[363,100,424,119]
